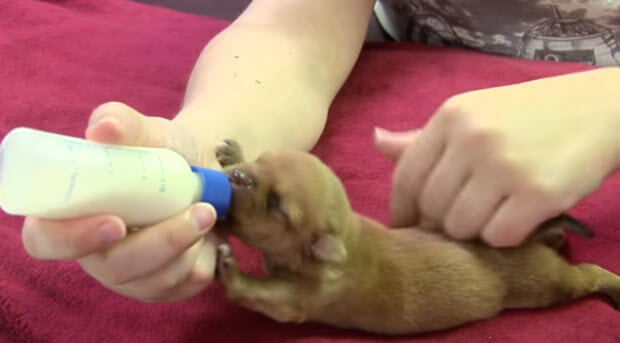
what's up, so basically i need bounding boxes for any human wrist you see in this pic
[169,109,226,169]
[577,67,620,174]
[614,110,620,173]
[175,77,329,151]
[602,67,620,172]
[172,104,283,168]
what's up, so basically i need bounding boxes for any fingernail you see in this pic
[89,113,118,128]
[192,203,216,232]
[85,116,122,143]
[97,220,123,244]
[374,127,389,139]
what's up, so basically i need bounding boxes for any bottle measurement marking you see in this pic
[103,146,150,181]
[157,155,167,192]
[138,150,148,181]
[63,141,80,202]
[103,146,115,176]
[58,139,171,202]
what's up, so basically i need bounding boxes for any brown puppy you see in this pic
[214,140,620,335]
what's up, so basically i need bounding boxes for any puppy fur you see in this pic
[214,140,620,335]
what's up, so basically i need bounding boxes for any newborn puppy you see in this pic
[214,140,620,335]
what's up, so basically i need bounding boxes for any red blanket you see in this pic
[1,1,618,342]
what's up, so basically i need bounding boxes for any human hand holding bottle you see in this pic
[21,102,220,302]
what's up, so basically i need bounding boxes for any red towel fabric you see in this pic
[1,1,618,342]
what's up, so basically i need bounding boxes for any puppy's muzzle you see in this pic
[228,169,255,188]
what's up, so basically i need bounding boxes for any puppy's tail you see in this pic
[529,214,593,250]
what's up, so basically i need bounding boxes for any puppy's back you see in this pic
[312,218,507,334]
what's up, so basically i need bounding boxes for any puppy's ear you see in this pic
[310,234,347,263]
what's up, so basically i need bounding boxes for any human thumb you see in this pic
[373,127,420,162]
[85,101,170,147]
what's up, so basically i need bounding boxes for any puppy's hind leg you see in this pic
[217,244,306,322]
[581,264,620,309]
[216,139,245,168]
[556,263,620,309]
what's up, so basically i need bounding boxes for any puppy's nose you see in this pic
[228,169,255,188]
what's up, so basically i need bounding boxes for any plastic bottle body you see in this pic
[0,128,224,227]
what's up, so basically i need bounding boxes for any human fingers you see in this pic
[79,203,216,286]
[22,215,126,260]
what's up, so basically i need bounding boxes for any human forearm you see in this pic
[175,0,375,165]
[533,67,620,175]
[599,67,620,172]
[176,25,330,162]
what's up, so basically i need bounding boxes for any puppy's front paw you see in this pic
[216,139,244,167]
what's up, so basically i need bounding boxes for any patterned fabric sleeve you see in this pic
[375,0,620,66]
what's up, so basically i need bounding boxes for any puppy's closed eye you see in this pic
[267,192,282,212]
[266,191,303,226]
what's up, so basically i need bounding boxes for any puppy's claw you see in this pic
[217,243,239,284]
[218,243,231,259]
[216,139,244,167]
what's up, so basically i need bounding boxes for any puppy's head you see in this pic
[221,151,351,272]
